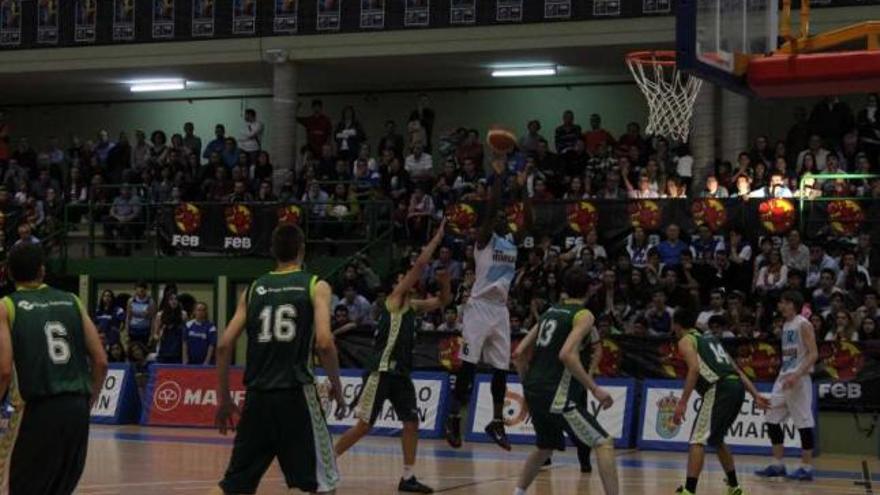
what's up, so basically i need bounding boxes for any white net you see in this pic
[626,52,704,143]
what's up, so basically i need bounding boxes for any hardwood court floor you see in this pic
[78,425,877,494]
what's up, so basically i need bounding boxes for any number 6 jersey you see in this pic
[2,285,91,401]
[244,269,318,390]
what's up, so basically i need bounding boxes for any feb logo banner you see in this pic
[465,375,636,448]
[638,379,817,455]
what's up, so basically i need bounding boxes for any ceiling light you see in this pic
[129,79,187,92]
[491,66,557,78]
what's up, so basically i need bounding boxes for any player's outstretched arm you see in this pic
[215,291,247,434]
[80,306,109,407]
[560,311,613,408]
[391,219,446,312]
[313,280,346,419]
[674,336,700,425]
[514,170,533,244]
[0,303,13,400]
[476,160,505,250]
[411,267,453,314]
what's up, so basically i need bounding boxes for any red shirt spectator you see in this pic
[297,99,333,156]
[583,114,615,156]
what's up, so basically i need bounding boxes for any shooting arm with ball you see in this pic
[476,160,505,250]
[401,220,452,315]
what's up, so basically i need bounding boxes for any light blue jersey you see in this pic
[471,234,517,304]
[780,314,811,376]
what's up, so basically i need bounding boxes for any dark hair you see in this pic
[707,315,728,328]
[135,280,148,289]
[245,108,256,117]
[271,224,304,263]
[673,308,697,329]
[563,266,590,299]
[98,289,116,312]
[7,243,44,283]
[780,290,805,310]
[820,267,836,279]
[312,99,323,107]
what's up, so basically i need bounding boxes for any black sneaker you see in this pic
[444,415,462,449]
[484,420,511,451]
[580,460,592,473]
[543,457,553,467]
[399,476,434,493]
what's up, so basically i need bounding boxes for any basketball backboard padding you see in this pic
[747,50,880,97]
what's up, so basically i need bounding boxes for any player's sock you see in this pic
[685,477,698,493]
[725,470,738,487]
[402,465,414,481]
[513,488,526,495]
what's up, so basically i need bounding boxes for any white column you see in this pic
[269,56,298,187]
[690,84,716,192]
[721,89,749,165]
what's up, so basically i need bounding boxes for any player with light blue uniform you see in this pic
[445,160,532,451]
[756,290,818,481]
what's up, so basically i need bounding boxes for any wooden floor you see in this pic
[77,425,877,494]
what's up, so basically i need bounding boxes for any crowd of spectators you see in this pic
[3,91,880,351]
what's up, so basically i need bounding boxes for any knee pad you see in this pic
[798,428,815,450]
[453,362,476,402]
[491,370,507,404]
[595,439,614,455]
[766,423,784,445]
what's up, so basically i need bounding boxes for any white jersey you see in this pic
[470,233,517,304]
[780,314,812,377]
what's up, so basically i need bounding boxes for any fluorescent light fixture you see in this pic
[129,79,187,92]
[491,66,557,78]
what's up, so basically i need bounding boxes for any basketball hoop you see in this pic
[626,51,703,143]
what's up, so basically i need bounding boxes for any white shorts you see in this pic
[765,374,815,429]
[460,298,510,370]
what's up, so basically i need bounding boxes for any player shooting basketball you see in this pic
[445,156,532,451]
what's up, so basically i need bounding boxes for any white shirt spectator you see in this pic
[797,147,829,171]
[405,151,434,180]
[675,154,694,180]
[239,119,264,153]
[696,309,724,332]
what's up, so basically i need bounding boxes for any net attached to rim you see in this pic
[626,51,704,143]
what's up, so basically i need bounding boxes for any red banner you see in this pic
[142,365,245,427]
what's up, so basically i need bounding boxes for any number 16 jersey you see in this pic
[245,269,318,390]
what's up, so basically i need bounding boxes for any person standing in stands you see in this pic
[239,108,264,163]
[184,302,217,365]
[153,292,187,364]
[94,289,125,351]
[126,281,155,349]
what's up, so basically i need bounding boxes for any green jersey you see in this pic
[523,302,598,412]
[367,301,417,376]
[684,330,738,395]
[2,285,92,401]
[244,269,318,390]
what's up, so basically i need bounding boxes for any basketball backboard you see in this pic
[676,0,779,94]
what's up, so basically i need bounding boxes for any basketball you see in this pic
[486,126,517,154]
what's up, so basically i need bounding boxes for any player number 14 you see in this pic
[257,304,297,343]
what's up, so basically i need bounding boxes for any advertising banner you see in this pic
[404,0,429,27]
[638,380,818,455]
[233,0,257,34]
[37,0,59,44]
[0,0,22,46]
[317,0,340,31]
[360,0,384,29]
[465,375,636,448]
[91,364,142,424]
[153,0,175,38]
[274,0,297,33]
[544,0,571,19]
[75,0,97,42]
[113,0,136,41]
[496,0,522,22]
[192,0,214,37]
[449,0,475,24]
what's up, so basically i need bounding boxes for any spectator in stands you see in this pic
[754,249,787,296]
[333,107,365,162]
[423,245,463,288]
[182,122,202,159]
[700,175,729,198]
[827,310,858,342]
[859,316,878,341]
[837,251,871,291]
[94,289,125,350]
[656,224,689,267]
[378,120,405,159]
[405,143,434,183]
[255,180,276,202]
[809,95,854,144]
[303,181,329,218]
[437,307,462,333]
[105,186,142,256]
[106,132,131,183]
[295,99,331,157]
[108,343,126,363]
[732,174,753,199]
[94,130,115,166]
[126,281,155,348]
[153,291,186,364]
[13,222,38,248]
[331,304,357,336]
[806,243,838,289]
[455,129,483,168]
[239,108,264,161]
[519,120,544,155]
[554,110,582,154]
[149,130,170,166]
[597,170,626,199]
[202,124,226,161]
[226,179,253,203]
[857,93,880,156]
[184,302,216,365]
[696,289,726,332]
[583,113,615,156]
[812,268,843,314]
[645,289,673,336]
[781,230,810,272]
[406,184,435,243]
[340,285,373,326]
[410,94,436,149]
[797,134,829,171]
[131,130,151,175]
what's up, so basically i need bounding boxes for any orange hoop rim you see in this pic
[626,50,677,67]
